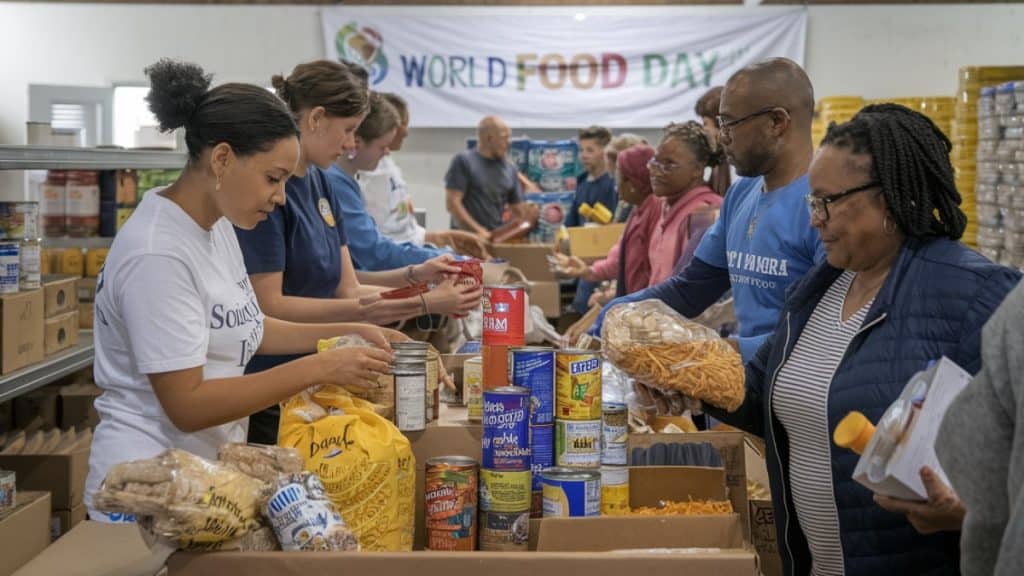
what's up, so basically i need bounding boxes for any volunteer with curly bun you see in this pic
[86,60,395,522]
[236,61,480,444]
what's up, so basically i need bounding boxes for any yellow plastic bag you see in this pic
[278,386,415,551]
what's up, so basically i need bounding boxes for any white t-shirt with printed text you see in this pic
[85,189,264,519]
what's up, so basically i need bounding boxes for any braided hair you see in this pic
[662,121,723,168]
[821,103,966,240]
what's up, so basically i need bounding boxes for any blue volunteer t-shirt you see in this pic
[565,171,617,228]
[694,175,825,360]
[235,165,348,373]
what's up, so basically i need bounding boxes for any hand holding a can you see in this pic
[412,254,462,284]
[424,278,483,317]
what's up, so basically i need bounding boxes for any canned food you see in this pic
[61,248,84,277]
[19,238,41,291]
[529,424,555,493]
[0,202,39,240]
[602,403,628,466]
[482,387,530,470]
[478,510,530,551]
[465,356,483,423]
[42,171,67,237]
[600,466,630,516]
[509,347,555,425]
[555,350,602,420]
[85,248,109,278]
[0,470,14,510]
[542,467,601,518]
[482,344,510,390]
[482,285,526,346]
[479,469,531,512]
[394,359,427,432]
[0,242,19,294]
[555,419,602,468]
[425,456,478,551]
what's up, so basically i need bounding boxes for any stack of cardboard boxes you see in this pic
[41,275,79,357]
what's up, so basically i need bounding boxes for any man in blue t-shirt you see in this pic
[591,58,823,363]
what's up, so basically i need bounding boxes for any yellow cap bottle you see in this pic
[833,411,875,455]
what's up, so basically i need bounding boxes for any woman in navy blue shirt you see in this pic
[236,60,479,443]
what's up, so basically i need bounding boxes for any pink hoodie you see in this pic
[648,185,722,285]
[590,193,661,294]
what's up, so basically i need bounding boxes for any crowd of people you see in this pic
[79,53,1024,576]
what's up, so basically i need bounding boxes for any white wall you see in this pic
[1,3,1022,227]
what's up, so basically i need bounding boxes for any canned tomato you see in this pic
[600,466,630,516]
[19,238,41,291]
[529,424,554,493]
[0,202,39,240]
[465,356,483,423]
[542,467,601,518]
[602,402,628,466]
[555,350,602,420]
[479,469,531,512]
[425,456,478,551]
[482,387,530,470]
[478,510,530,551]
[509,347,555,425]
[482,344,511,390]
[0,242,19,294]
[555,419,601,468]
[482,284,526,346]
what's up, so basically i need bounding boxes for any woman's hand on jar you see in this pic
[874,466,965,534]
[413,254,461,284]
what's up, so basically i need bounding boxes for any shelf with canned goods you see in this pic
[0,145,187,171]
[0,330,94,404]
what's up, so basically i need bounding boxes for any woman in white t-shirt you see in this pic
[85,60,396,522]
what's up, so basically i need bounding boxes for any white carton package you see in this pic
[847,357,971,501]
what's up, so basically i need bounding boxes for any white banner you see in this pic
[321,8,806,128]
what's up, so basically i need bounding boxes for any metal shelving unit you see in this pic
[0,145,186,171]
[0,331,94,404]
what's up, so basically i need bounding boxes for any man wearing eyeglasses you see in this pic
[590,58,824,363]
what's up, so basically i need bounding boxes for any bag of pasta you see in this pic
[601,299,745,412]
[277,386,416,551]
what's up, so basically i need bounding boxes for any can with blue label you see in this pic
[0,242,19,294]
[541,467,601,518]
[529,424,554,517]
[509,346,555,425]
[482,386,531,470]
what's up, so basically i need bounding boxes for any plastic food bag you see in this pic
[218,443,304,485]
[277,386,416,551]
[602,299,745,412]
[266,472,359,551]
[93,449,267,549]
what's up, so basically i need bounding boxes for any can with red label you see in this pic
[482,284,526,346]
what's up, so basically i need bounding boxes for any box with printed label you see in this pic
[0,290,44,375]
[750,499,781,576]
[44,311,79,356]
[41,274,79,319]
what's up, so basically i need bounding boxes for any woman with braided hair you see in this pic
[702,103,1021,576]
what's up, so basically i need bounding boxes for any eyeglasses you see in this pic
[647,158,683,173]
[716,107,785,135]
[806,182,881,222]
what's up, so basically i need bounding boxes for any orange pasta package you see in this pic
[601,299,745,412]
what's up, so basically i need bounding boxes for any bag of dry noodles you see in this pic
[601,299,745,412]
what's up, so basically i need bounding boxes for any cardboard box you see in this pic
[850,357,970,500]
[0,443,90,509]
[50,504,86,541]
[0,290,44,375]
[44,311,79,357]
[59,384,101,431]
[0,492,50,576]
[537,514,743,552]
[77,303,93,330]
[41,275,79,319]
[13,388,59,432]
[629,432,750,532]
[529,281,562,318]
[76,278,97,303]
[490,243,557,282]
[12,521,160,576]
[750,499,781,576]
[567,223,626,261]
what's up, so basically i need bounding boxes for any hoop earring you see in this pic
[883,216,897,235]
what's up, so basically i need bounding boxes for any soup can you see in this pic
[482,387,530,470]
[425,456,478,551]
[509,346,555,425]
[541,467,601,518]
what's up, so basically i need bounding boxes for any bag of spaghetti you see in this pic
[277,385,415,552]
[601,299,745,412]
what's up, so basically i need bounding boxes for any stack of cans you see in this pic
[600,402,630,516]
[479,386,531,551]
[508,346,555,517]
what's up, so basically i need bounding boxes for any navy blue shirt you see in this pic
[235,166,348,373]
[565,171,617,228]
